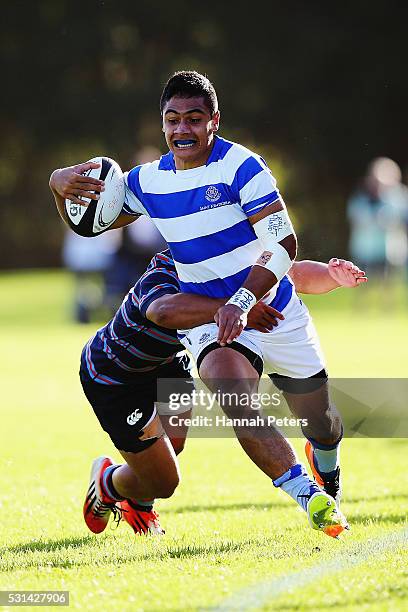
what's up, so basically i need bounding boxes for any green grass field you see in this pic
[0,270,407,611]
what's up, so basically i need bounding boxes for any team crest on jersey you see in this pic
[205,186,221,202]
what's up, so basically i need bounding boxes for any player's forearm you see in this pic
[242,234,297,300]
[49,170,69,225]
[146,294,226,328]
[289,260,339,294]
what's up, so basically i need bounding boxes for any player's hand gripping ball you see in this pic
[65,157,125,236]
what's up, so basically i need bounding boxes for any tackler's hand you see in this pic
[328,258,367,288]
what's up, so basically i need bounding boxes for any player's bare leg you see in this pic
[84,415,179,536]
[114,435,180,500]
[199,349,347,537]
[199,348,297,479]
[283,383,343,505]
[160,410,191,456]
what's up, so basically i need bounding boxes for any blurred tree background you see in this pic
[1,0,407,268]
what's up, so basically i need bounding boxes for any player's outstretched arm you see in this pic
[49,162,134,229]
[146,293,284,332]
[289,258,367,294]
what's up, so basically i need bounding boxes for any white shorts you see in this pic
[178,295,326,379]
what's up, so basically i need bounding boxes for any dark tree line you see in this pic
[1,0,407,267]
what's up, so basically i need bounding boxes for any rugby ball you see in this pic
[65,157,125,237]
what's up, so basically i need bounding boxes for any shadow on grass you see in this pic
[163,492,408,515]
[346,493,408,504]
[163,500,290,514]
[348,512,408,526]
[1,535,95,555]
[0,535,287,571]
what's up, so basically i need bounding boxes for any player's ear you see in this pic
[212,111,220,132]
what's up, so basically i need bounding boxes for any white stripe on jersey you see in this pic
[152,204,246,243]
[239,170,280,210]
[175,240,263,284]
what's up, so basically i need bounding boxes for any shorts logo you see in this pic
[199,332,212,345]
[205,186,221,202]
[127,409,143,426]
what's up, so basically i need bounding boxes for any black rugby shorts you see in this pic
[80,354,192,453]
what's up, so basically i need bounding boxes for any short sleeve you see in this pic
[122,168,149,216]
[137,267,180,318]
[231,155,281,217]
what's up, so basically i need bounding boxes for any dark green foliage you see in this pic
[1,1,407,266]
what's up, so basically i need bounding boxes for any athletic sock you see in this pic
[128,499,154,513]
[273,464,321,512]
[308,431,342,475]
[101,464,125,502]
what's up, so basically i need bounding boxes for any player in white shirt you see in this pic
[50,71,363,538]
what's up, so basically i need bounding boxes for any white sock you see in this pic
[273,464,321,512]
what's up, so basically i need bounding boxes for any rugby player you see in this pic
[50,71,367,538]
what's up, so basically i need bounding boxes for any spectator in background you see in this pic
[62,229,122,323]
[347,157,408,283]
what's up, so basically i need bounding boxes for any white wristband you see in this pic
[226,288,257,313]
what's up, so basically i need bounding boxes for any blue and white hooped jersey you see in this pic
[123,136,294,311]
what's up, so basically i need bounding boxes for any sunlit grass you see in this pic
[0,270,407,610]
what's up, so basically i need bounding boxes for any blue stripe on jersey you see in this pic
[139,183,235,220]
[127,165,144,201]
[179,266,252,298]
[205,136,234,164]
[242,191,280,216]
[270,277,293,312]
[231,156,264,196]
[180,269,293,311]
[168,220,257,264]
[158,152,174,171]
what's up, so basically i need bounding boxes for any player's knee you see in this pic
[155,471,180,498]
[305,403,342,444]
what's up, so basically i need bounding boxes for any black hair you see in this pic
[160,71,218,116]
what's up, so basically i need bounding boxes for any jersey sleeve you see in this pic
[122,167,149,216]
[137,266,181,318]
[232,155,281,217]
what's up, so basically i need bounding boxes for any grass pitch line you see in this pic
[210,528,408,611]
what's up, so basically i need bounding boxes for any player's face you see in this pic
[162,96,220,170]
